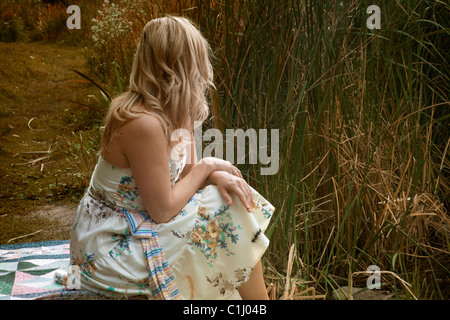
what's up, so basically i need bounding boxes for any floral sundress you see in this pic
[69,146,274,300]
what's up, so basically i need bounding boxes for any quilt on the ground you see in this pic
[0,240,70,300]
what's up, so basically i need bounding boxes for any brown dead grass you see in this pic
[0,41,99,244]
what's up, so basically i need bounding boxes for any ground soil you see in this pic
[0,41,99,244]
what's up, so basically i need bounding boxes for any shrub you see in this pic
[0,8,27,42]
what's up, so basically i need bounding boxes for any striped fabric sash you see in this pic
[122,208,181,300]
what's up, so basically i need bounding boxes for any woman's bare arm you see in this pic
[121,115,241,223]
[178,130,197,180]
[177,129,254,210]
[121,115,214,223]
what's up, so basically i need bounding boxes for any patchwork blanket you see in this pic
[0,240,70,300]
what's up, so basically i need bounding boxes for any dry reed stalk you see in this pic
[292,287,326,300]
[20,151,52,154]
[300,150,330,182]
[350,270,417,300]
[294,294,327,300]
[266,283,274,300]
[208,87,223,131]
[7,230,43,244]
[13,155,51,167]
[436,137,449,188]
[281,244,295,300]
[288,282,297,299]
[317,226,335,267]
[271,283,277,300]
[27,117,47,131]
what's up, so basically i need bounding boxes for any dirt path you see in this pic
[0,41,98,244]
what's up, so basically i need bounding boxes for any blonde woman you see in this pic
[70,16,274,300]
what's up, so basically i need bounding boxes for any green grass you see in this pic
[191,0,449,300]
[0,41,103,244]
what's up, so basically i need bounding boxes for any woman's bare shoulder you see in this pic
[121,114,165,139]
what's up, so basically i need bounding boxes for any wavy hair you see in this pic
[101,16,214,152]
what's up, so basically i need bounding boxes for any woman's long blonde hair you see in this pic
[101,16,214,152]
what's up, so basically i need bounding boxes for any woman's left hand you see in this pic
[208,171,254,212]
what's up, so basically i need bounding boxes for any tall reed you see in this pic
[81,0,449,299]
[196,0,449,299]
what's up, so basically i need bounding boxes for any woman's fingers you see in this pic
[244,183,254,205]
[218,185,233,206]
[216,171,253,212]
[232,166,243,179]
[233,185,252,212]
[203,157,243,180]
[241,181,254,208]
[230,178,253,211]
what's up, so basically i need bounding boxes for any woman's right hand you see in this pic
[208,171,254,212]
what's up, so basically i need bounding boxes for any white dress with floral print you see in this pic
[69,147,274,300]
